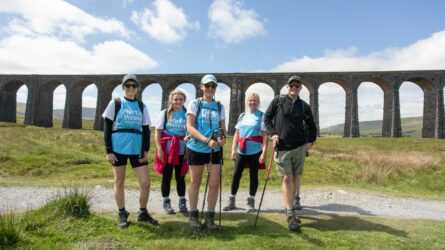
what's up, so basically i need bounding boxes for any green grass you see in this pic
[2,193,444,249]
[0,122,444,199]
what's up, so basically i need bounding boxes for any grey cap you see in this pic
[288,75,302,84]
[122,74,140,85]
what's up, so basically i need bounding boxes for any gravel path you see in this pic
[1,186,445,221]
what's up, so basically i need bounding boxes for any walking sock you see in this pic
[139,207,147,212]
[118,207,126,213]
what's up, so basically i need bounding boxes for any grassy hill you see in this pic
[16,102,96,120]
[320,117,423,137]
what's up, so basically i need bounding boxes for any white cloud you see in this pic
[131,0,199,44]
[208,0,265,44]
[0,0,129,42]
[273,30,445,72]
[0,35,158,74]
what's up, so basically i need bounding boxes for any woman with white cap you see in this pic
[186,74,226,231]
[102,74,158,228]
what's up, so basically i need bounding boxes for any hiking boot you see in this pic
[117,210,129,228]
[163,198,175,214]
[246,197,255,213]
[294,196,302,210]
[285,208,301,224]
[204,211,219,232]
[178,198,188,213]
[287,215,301,232]
[189,210,201,231]
[137,210,159,226]
[223,196,235,211]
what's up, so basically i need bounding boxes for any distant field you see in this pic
[320,117,424,137]
[1,122,444,199]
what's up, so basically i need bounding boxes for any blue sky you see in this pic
[1,0,445,129]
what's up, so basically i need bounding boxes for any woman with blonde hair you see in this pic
[154,89,189,214]
[224,92,268,213]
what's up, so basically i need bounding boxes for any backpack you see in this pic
[113,97,144,122]
[195,98,222,129]
[162,106,187,130]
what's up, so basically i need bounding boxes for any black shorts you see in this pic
[186,149,222,165]
[113,153,147,168]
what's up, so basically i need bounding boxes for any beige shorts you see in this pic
[274,144,308,176]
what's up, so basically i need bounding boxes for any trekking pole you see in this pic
[254,146,276,228]
[218,128,225,227]
[200,130,219,226]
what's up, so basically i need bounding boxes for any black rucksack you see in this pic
[113,97,144,122]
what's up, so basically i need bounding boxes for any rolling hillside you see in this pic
[320,117,423,137]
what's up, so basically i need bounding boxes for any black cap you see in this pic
[287,75,301,84]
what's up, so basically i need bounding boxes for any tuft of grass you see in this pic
[0,211,22,247]
[54,188,92,218]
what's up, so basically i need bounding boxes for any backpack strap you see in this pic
[237,112,246,124]
[137,100,144,114]
[113,97,121,122]
[163,109,168,130]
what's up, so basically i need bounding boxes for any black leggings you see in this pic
[161,155,186,197]
[230,151,261,197]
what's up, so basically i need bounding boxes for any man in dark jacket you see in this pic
[264,75,317,232]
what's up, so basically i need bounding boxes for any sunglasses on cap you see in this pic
[124,83,139,89]
[204,82,217,89]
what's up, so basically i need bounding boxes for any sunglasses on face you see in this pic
[288,83,301,89]
[204,83,217,89]
[124,83,139,89]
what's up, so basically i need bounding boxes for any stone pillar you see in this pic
[161,84,172,111]
[309,88,320,136]
[423,90,437,138]
[0,91,16,123]
[344,87,360,137]
[63,87,82,129]
[383,84,402,137]
[437,88,444,139]
[228,78,245,135]
[94,82,114,131]
[34,86,56,127]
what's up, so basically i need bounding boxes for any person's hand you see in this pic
[231,150,237,161]
[157,148,164,163]
[106,153,117,165]
[306,143,313,150]
[139,151,148,163]
[271,135,279,148]
[217,137,226,147]
[208,139,219,149]
[184,134,190,142]
[259,152,266,164]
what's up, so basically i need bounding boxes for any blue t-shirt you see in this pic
[102,97,151,155]
[236,111,265,155]
[156,109,187,155]
[186,99,226,153]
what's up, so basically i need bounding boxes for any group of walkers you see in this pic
[102,73,317,232]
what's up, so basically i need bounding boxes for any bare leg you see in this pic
[207,164,220,210]
[293,174,301,198]
[133,165,150,208]
[113,166,126,209]
[282,175,294,210]
[188,165,204,209]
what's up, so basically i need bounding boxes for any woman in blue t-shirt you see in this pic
[186,74,226,231]
[154,89,189,214]
[102,74,158,228]
[224,93,268,213]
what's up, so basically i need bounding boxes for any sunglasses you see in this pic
[124,83,139,89]
[204,83,217,89]
[288,83,301,88]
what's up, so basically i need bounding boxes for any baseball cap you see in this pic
[287,75,302,85]
[122,74,140,85]
[201,74,217,85]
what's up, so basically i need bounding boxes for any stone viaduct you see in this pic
[0,71,444,138]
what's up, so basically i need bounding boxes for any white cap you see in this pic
[201,74,217,84]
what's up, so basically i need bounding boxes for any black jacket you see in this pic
[264,95,317,151]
